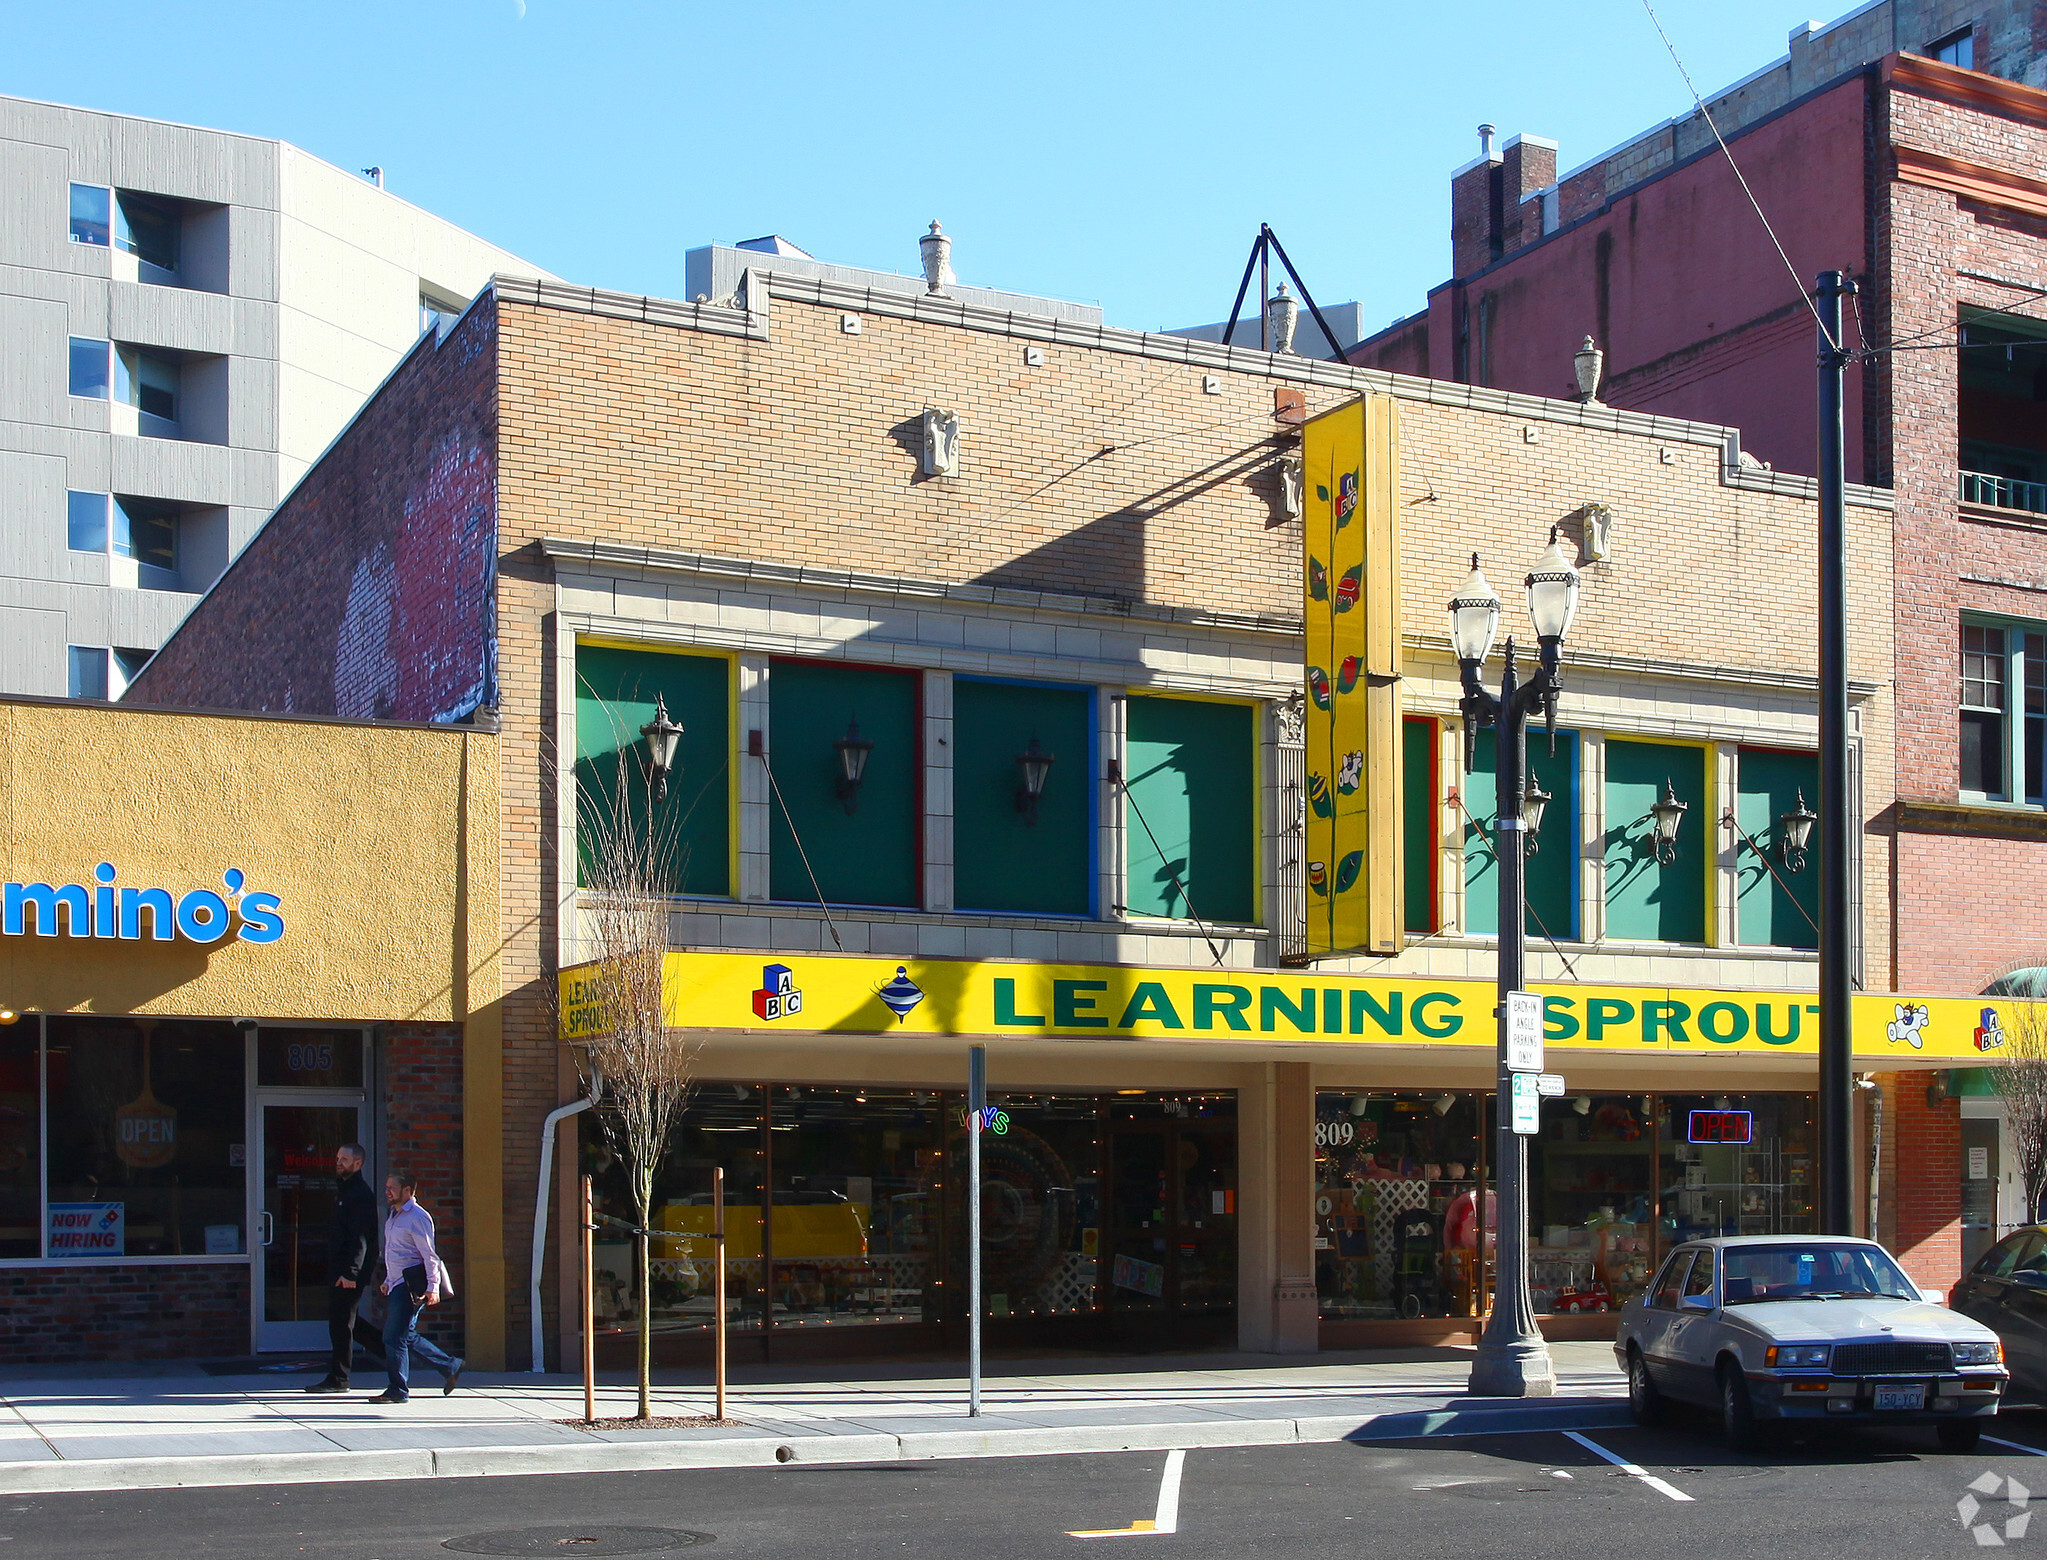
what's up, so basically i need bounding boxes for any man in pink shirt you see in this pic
[369,1168,464,1404]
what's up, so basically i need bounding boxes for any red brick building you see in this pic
[1352,2,2047,1285]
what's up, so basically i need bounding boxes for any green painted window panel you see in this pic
[768,661,920,908]
[1735,747,1820,950]
[574,645,731,897]
[1603,739,1707,944]
[1124,696,1255,924]
[1463,730,1577,939]
[954,680,1093,915]
[1403,717,1437,934]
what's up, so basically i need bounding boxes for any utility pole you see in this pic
[967,1044,986,1417]
[1815,270,1856,1237]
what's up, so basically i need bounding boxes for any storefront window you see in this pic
[959,1094,1103,1319]
[769,1088,944,1328]
[1314,1091,1490,1321]
[1658,1094,1815,1243]
[44,1017,245,1258]
[0,1026,37,1259]
[587,1086,768,1336]
[1528,1095,1656,1311]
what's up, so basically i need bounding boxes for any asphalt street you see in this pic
[11,1404,2047,1559]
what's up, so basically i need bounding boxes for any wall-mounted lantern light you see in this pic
[1777,788,1818,873]
[1520,771,1553,855]
[639,694,684,803]
[833,717,873,815]
[1648,778,1689,865]
[1015,735,1055,825]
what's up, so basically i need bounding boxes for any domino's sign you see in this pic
[2,864,284,945]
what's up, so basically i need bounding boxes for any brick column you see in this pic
[1877,1071,1961,1292]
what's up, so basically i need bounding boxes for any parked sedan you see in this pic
[1951,1225,2047,1401]
[1613,1235,2007,1451]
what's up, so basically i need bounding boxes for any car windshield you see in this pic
[1720,1243,1918,1304]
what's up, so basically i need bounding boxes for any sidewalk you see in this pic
[0,1341,1630,1494]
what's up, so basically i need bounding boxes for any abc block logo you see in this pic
[751,963,804,1021]
[1960,1471,2032,1546]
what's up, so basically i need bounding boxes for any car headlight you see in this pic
[1954,1341,2004,1366]
[1765,1345,1832,1368]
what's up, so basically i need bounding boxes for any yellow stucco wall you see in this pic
[0,699,500,1025]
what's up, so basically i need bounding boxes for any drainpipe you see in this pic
[531,1079,601,1374]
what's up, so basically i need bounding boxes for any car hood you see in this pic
[1729,1299,1997,1342]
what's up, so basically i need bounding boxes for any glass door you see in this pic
[257,1102,362,1352]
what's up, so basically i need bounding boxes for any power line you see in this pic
[1640,0,1837,348]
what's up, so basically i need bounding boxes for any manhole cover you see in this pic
[442,1528,709,1556]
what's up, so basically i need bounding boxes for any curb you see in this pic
[0,1398,1633,1495]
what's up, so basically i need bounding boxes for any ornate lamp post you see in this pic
[1450,526,1581,1399]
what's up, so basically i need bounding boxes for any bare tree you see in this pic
[1993,997,2047,1228]
[568,728,700,1421]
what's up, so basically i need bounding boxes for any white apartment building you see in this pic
[0,94,552,697]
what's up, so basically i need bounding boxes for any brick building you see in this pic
[1350,0,2047,1281]
[121,224,2017,1369]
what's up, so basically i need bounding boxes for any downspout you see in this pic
[531,1079,601,1374]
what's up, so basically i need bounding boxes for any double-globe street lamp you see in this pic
[1448,527,1582,1399]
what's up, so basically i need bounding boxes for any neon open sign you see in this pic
[1687,1109,1754,1145]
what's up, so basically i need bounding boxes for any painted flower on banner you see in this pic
[1307,861,1328,896]
[1333,563,1363,612]
[1307,667,1332,710]
[1337,655,1361,693]
[1307,772,1334,818]
[1337,750,1364,794]
[1308,556,1329,601]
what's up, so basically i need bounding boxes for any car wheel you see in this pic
[1627,1349,1661,1427]
[1938,1421,1984,1454]
[1720,1363,1761,1452]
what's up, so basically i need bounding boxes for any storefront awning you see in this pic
[559,951,2029,1070]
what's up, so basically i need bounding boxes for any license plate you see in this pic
[1874,1384,1927,1411]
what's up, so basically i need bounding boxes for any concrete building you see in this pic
[1350,2,2047,1281]
[0,93,551,698]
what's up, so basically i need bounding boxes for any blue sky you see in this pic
[9,1,1843,331]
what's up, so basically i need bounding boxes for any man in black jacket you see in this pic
[305,1142,383,1392]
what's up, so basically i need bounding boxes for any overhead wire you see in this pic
[1639,0,1838,349]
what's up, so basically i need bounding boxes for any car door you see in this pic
[1998,1233,2047,1400]
[1953,1230,2031,1331]
[1633,1249,1696,1395]
[1666,1245,1723,1404]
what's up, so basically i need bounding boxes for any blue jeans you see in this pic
[381,1288,459,1399]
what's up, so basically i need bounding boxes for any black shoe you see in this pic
[367,1390,408,1404]
[443,1359,465,1396]
[303,1380,348,1394]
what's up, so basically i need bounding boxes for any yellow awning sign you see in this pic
[559,950,2029,1064]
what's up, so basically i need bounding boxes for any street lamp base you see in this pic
[1468,1334,1558,1398]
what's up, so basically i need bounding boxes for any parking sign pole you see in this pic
[968,1044,985,1418]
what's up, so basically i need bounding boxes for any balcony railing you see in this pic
[1961,469,2047,514]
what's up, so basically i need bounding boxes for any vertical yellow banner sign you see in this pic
[1302,396,1402,956]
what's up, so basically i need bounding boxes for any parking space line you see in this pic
[1560,1430,1696,1502]
[1068,1449,1186,1538]
[1986,1436,2047,1457]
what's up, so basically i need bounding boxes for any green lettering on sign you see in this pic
[1119,983,1185,1030]
[1543,996,1581,1041]
[1698,1001,1749,1043]
[1054,979,1110,1028]
[993,978,1046,1027]
[1643,1000,1692,1045]
[1261,986,1316,1034]
[1349,989,1403,1036]
[1412,992,1463,1038]
[1193,984,1252,1031]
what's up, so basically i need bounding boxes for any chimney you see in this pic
[1451,128,1558,277]
[1499,134,1559,255]
[1451,125,1503,279]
